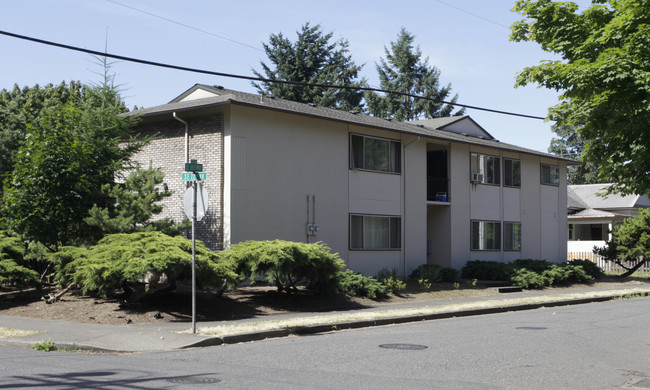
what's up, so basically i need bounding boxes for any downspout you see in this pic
[173,112,189,163]
[402,135,420,278]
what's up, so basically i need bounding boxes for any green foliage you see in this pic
[337,269,387,299]
[461,260,513,281]
[53,232,237,299]
[409,264,442,281]
[221,240,345,297]
[0,82,87,203]
[511,268,548,289]
[410,263,459,283]
[595,208,650,276]
[511,259,553,274]
[84,164,188,237]
[0,231,40,288]
[568,259,604,279]
[366,28,464,121]
[0,230,25,263]
[253,23,365,111]
[542,264,593,285]
[439,267,459,283]
[376,267,406,294]
[511,0,650,195]
[417,279,432,291]
[2,80,147,250]
[33,338,57,352]
[547,123,602,184]
[462,259,597,289]
[0,258,40,288]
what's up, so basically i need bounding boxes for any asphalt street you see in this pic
[1,296,649,389]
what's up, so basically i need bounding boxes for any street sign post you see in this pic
[182,159,207,334]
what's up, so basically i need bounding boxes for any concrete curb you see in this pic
[208,291,649,345]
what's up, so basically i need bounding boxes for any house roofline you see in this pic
[128,87,578,164]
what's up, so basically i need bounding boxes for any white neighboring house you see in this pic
[567,184,650,253]
[129,84,576,276]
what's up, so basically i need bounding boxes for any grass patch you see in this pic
[0,327,43,339]
[34,338,57,352]
[193,287,650,337]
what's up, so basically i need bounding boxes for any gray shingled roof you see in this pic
[129,85,576,163]
[568,184,641,210]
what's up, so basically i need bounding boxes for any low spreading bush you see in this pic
[53,231,238,300]
[410,264,459,283]
[0,257,40,288]
[409,264,442,281]
[337,270,387,299]
[567,259,604,279]
[510,268,549,289]
[462,259,600,289]
[0,231,40,288]
[376,267,406,294]
[220,240,344,297]
[542,264,594,285]
[461,260,512,281]
[439,267,459,283]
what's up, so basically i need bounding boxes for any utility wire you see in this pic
[434,0,510,29]
[0,30,546,120]
[104,0,263,52]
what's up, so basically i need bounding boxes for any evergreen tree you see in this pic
[85,164,189,236]
[366,28,464,121]
[595,208,650,277]
[252,23,365,111]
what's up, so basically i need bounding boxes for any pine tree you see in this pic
[85,164,189,236]
[252,23,365,111]
[366,28,464,121]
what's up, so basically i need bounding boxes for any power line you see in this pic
[0,29,546,120]
[104,0,263,52]
[434,0,510,29]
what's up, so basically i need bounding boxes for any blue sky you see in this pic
[0,0,590,152]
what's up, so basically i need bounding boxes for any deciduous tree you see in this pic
[2,77,146,250]
[511,0,650,195]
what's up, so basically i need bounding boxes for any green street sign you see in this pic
[182,172,206,181]
[184,159,203,172]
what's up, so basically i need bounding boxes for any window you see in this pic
[471,220,501,250]
[504,222,522,251]
[350,134,401,173]
[350,214,401,250]
[541,164,560,186]
[470,153,500,184]
[503,158,521,187]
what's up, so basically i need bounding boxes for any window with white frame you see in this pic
[540,164,560,186]
[471,220,501,250]
[504,222,522,251]
[470,153,500,185]
[350,214,401,250]
[503,158,521,187]
[350,134,401,173]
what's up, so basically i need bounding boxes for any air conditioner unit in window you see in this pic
[470,172,484,183]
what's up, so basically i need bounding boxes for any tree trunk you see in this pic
[43,283,74,304]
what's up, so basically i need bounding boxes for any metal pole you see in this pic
[191,179,197,334]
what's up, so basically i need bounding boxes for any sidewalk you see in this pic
[1,282,649,353]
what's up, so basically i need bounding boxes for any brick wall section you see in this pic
[131,113,224,250]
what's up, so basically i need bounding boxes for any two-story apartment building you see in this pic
[129,84,574,276]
